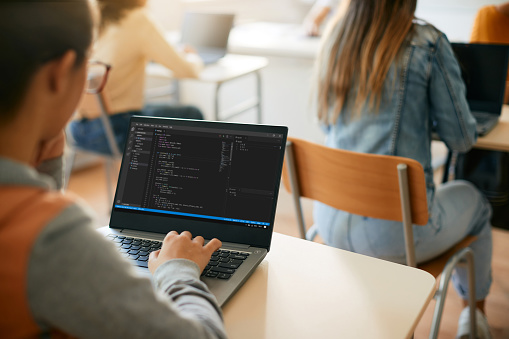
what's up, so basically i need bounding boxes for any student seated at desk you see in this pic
[70,0,204,155]
[0,1,226,338]
[313,0,493,338]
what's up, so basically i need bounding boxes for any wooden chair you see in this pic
[282,137,478,339]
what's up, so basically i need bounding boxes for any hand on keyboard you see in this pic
[148,231,222,274]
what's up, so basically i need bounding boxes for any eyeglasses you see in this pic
[85,61,111,94]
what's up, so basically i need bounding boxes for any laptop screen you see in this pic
[180,12,234,52]
[451,43,509,114]
[110,117,287,248]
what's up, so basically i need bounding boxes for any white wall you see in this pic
[145,0,508,143]
[415,0,507,42]
[147,0,312,31]
[148,0,508,36]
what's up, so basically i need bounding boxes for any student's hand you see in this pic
[303,18,321,37]
[303,6,331,37]
[177,44,198,55]
[32,130,66,167]
[148,231,222,274]
[182,45,198,54]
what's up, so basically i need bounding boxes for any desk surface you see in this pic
[475,105,509,152]
[228,22,320,59]
[146,54,268,83]
[198,54,268,83]
[223,233,436,339]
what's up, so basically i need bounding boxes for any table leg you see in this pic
[212,71,263,123]
[442,151,459,183]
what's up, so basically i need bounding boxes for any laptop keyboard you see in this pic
[107,234,160,268]
[201,249,249,280]
[106,234,249,280]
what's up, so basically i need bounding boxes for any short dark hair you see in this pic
[0,0,95,120]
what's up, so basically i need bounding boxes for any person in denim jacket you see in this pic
[313,1,492,338]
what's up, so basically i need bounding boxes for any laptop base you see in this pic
[97,226,267,307]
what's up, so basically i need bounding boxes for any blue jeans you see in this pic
[314,180,493,300]
[69,104,203,155]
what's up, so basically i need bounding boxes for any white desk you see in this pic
[147,54,268,123]
[227,22,326,142]
[228,22,320,59]
[475,105,509,152]
[223,233,436,339]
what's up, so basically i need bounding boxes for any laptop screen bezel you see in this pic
[109,116,288,251]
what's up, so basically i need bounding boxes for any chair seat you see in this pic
[418,235,477,277]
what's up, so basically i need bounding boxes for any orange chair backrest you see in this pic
[282,137,429,225]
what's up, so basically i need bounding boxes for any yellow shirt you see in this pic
[79,8,203,118]
[471,5,509,44]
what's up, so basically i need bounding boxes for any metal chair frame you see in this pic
[283,138,477,339]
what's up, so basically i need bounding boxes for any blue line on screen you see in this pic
[114,205,270,226]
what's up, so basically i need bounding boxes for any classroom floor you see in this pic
[67,160,509,339]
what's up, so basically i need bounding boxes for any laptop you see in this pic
[180,12,235,65]
[451,43,509,136]
[98,116,288,306]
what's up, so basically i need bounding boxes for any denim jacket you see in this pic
[322,22,477,208]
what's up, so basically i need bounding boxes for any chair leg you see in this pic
[293,197,307,240]
[466,250,477,339]
[429,248,476,339]
[285,142,307,239]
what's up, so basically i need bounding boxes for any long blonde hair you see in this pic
[316,0,416,124]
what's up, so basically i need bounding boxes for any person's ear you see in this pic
[47,50,78,95]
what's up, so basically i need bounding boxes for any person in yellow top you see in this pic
[471,2,509,103]
[70,0,205,155]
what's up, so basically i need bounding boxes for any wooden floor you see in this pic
[67,161,509,339]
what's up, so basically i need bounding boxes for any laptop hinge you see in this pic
[217,242,250,250]
[118,229,165,240]
[117,229,251,249]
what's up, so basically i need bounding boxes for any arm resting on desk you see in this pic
[28,206,226,339]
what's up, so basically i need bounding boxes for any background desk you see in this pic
[475,105,509,152]
[228,22,325,141]
[147,54,268,123]
[228,22,320,59]
[223,233,436,339]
